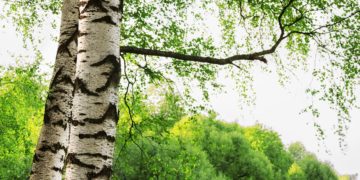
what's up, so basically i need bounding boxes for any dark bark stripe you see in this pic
[57,25,78,56]
[77,153,111,160]
[52,120,67,130]
[54,74,74,86]
[86,165,112,179]
[74,78,99,96]
[78,131,115,142]
[83,103,118,124]
[52,166,63,172]
[78,32,89,37]
[50,67,64,88]
[43,111,51,124]
[67,153,96,169]
[90,55,118,67]
[43,105,66,124]
[47,105,67,115]
[90,55,120,92]
[70,119,86,126]
[92,16,117,25]
[32,154,40,163]
[79,14,88,19]
[109,5,119,12]
[78,49,87,53]
[38,142,67,154]
[80,0,108,13]
[51,88,68,94]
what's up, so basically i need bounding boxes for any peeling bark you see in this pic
[30,0,78,179]
[65,0,120,179]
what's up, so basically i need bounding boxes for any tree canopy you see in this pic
[2,0,359,143]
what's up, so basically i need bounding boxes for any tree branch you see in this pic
[120,0,356,67]
[121,46,268,64]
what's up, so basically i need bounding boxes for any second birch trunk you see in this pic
[30,0,78,179]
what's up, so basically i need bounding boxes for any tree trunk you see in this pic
[30,0,78,179]
[65,0,120,179]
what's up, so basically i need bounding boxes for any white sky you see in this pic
[0,3,359,176]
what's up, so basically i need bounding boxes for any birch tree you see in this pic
[64,0,121,179]
[30,0,78,179]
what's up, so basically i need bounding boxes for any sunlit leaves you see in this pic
[0,62,45,179]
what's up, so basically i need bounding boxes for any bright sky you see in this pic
[0,3,359,176]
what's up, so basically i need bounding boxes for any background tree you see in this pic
[288,142,338,180]
[0,67,341,178]
[0,62,45,179]
[243,125,294,179]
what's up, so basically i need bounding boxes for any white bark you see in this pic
[65,0,120,179]
[30,0,78,179]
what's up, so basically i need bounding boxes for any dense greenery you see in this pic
[0,62,45,179]
[1,0,359,142]
[0,64,339,179]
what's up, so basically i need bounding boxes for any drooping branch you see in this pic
[119,0,357,67]
[119,0,297,66]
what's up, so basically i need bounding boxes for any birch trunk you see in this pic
[65,0,120,179]
[30,0,78,179]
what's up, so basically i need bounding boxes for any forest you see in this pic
[0,63,339,179]
[0,0,359,179]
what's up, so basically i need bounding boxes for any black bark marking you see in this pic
[47,105,67,115]
[94,102,103,105]
[79,32,88,37]
[44,112,51,124]
[70,119,86,126]
[52,89,68,94]
[110,5,119,12]
[58,25,78,56]
[79,14,88,19]
[78,49,87,53]
[67,153,96,169]
[101,72,110,76]
[47,94,56,101]
[51,166,62,172]
[87,165,112,179]
[50,67,64,88]
[83,103,118,124]
[52,120,67,130]
[39,142,66,154]
[90,55,120,92]
[43,105,66,124]
[32,154,40,162]
[50,67,74,90]
[80,0,108,13]
[55,74,74,86]
[78,131,115,142]
[92,16,117,25]
[74,78,99,96]
[77,153,110,160]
